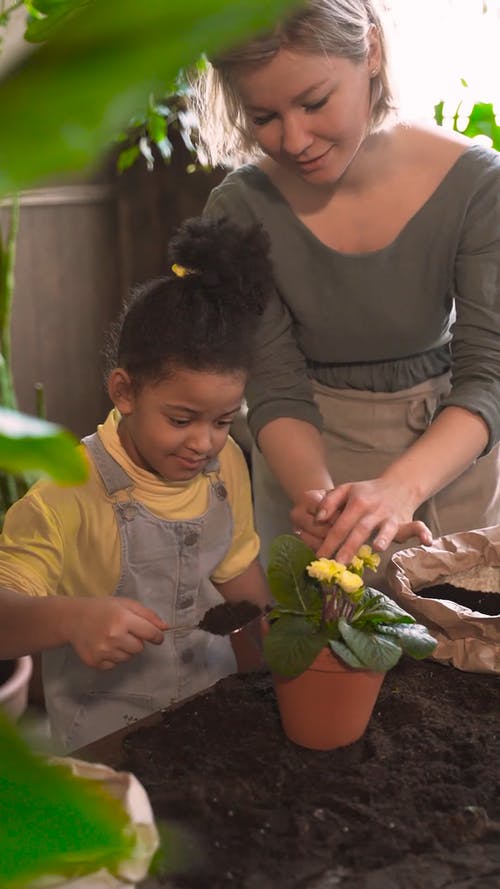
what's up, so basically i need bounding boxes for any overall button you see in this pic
[178,596,194,610]
[181,649,194,664]
[121,503,138,521]
[214,482,227,500]
[184,531,199,546]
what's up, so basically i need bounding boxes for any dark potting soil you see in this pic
[117,658,500,889]
[198,601,262,636]
[419,583,500,616]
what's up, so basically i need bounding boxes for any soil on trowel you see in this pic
[198,600,262,635]
[116,658,500,889]
[419,583,500,615]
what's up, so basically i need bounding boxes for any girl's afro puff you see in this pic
[104,215,274,386]
[168,215,272,315]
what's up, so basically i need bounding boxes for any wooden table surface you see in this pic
[74,708,164,769]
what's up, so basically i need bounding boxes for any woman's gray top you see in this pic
[204,144,500,452]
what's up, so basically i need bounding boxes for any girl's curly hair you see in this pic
[103,215,272,387]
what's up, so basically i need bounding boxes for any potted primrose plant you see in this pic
[263,534,437,750]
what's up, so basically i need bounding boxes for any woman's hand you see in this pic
[290,489,339,551]
[291,479,432,566]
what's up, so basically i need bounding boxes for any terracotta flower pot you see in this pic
[272,647,385,750]
[230,615,268,673]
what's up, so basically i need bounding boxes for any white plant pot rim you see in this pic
[0,655,33,703]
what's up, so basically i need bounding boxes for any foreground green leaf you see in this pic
[0,407,87,483]
[0,710,134,887]
[0,0,300,193]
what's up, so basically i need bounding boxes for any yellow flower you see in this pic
[357,545,381,571]
[349,555,364,573]
[338,570,364,595]
[357,544,373,559]
[307,558,344,584]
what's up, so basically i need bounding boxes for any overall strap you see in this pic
[203,456,228,502]
[81,432,133,495]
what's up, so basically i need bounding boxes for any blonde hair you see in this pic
[191,0,398,168]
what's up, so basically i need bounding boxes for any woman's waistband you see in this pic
[312,371,451,406]
[308,344,451,395]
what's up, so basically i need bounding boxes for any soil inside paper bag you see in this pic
[386,527,500,672]
[419,583,500,615]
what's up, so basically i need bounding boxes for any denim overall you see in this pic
[42,432,237,752]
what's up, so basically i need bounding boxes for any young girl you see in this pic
[0,216,272,752]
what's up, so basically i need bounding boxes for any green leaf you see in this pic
[0,710,134,886]
[147,109,167,145]
[24,0,88,43]
[356,588,416,624]
[31,0,75,12]
[434,100,444,127]
[116,143,140,173]
[328,638,365,669]
[0,407,88,483]
[267,533,320,612]
[338,618,403,672]
[461,101,500,148]
[354,607,414,629]
[378,623,437,659]
[0,0,300,194]
[263,615,327,677]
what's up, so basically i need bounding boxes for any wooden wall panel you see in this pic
[2,184,122,439]
[112,139,225,293]
[0,141,225,442]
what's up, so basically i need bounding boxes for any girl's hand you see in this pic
[291,480,432,566]
[63,597,168,670]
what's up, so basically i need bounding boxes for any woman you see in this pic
[192,0,500,577]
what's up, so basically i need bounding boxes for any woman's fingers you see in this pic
[317,511,380,564]
[293,526,326,551]
[317,514,433,566]
[290,490,326,528]
[311,481,431,564]
[291,482,431,567]
[393,520,433,546]
[291,490,345,543]
[315,487,348,521]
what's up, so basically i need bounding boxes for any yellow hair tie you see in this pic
[171,263,195,278]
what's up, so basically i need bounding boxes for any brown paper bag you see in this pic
[386,526,500,673]
[29,758,159,888]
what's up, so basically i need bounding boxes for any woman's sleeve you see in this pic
[204,183,323,441]
[439,156,500,453]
